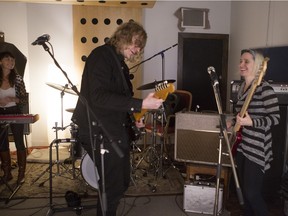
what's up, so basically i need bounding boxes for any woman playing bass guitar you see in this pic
[227,49,280,216]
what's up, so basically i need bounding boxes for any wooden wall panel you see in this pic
[73,6,143,97]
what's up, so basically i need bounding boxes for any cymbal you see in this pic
[137,79,176,90]
[65,108,75,113]
[46,82,76,95]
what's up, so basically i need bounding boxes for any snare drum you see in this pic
[80,153,99,190]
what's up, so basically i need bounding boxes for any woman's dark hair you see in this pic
[0,51,17,86]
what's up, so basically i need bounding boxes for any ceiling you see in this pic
[0,0,157,8]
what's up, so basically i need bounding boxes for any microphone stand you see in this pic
[208,67,244,215]
[129,43,178,80]
[39,42,123,216]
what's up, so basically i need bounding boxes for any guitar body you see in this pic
[230,127,242,156]
[129,82,175,141]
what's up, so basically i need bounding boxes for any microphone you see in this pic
[31,34,50,45]
[207,66,219,85]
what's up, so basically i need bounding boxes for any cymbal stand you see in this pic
[135,106,165,179]
[130,130,146,186]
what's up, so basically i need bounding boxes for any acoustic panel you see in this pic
[73,6,143,98]
[174,112,232,167]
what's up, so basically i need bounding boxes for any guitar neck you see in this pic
[133,83,175,121]
[233,58,269,132]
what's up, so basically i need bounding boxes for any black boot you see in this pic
[0,151,13,184]
[16,150,26,185]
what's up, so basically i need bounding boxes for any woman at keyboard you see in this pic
[0,51,28,185]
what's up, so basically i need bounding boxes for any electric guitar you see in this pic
[230,57,269,156]
[129,81,175,141]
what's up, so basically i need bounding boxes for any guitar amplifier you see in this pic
[174,111,232,167]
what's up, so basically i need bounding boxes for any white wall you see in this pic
[27,4,75,146]
[0,2,75,146]
[228,1,288,109]
[142,1,231,97]
[0,1,231,147]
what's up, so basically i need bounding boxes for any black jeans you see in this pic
[0,106,25,152]
[78,129,131,216]
[236,152,268,216]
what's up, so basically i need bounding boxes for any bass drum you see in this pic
[80,153,99,190]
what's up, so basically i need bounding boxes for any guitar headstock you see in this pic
[155,81,175,100]
[255,57,270,86]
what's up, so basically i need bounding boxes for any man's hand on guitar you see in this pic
[236,112,253,127]
[142,92,164,110]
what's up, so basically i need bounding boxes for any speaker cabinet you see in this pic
[174,111,232,167]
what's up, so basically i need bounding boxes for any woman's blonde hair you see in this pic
[253,51,265,76]
[241,49,264,75]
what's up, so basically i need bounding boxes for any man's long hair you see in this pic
[107,20,147,62]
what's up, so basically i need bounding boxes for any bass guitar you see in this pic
[230,57,269,156]
[129,81,175,141]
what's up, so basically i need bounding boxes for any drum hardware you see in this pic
[30,123,79,186]
[35,40,98,216]
[47,140,97,216]
[32,82,78,186]
[133,106,167,180]
[130,138,146,187]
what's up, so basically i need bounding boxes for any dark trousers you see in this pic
[236,152,268,216]
[79,129,131,216]
[0,106,25,152]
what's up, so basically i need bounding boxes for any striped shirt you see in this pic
[234,80,280,172]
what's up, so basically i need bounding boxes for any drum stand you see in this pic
[130,136,144,186]
[134,107,166,180]
[30,122,74,186]
[46,139,97,216]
